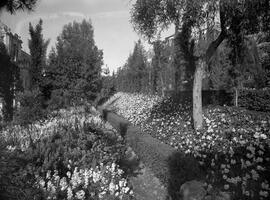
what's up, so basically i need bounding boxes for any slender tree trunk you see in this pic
[160,71,165,97]
[173,22,179,92]
[179,60,186,91]
[234,87,238,107]
[193,59,205,130]
[153,68,158,94]
[148,66,152,93]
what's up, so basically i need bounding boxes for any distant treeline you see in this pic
[113,32,270,99]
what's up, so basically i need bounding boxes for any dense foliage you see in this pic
[14,89,47,126]
[130,0,270,129]
[106,92,270,200]
[0,107,134,200]
[0,0,37,14]
[45,19,103,107]
[0,43,21,121]
[115,40,148,93]
[28,19,49,90]
[0,1,269,199]
[238,89,270,112]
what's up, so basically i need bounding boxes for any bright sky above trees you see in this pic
[0,0,145,72]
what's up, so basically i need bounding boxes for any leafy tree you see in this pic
[115,40,148,93]
[208,41,232,90]
[0,0,38,122]
[0,43,20,121]
[174,29,196,91]
[131,0,270,130]
[128,40,148,92]
[0,0,37,14]
[151,40,170,95]
[254,32,270,87]
[28,19,49,89]
[46,19,103,107]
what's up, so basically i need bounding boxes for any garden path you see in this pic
[90,106,168,200]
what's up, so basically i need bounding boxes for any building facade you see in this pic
[0,20,31,91]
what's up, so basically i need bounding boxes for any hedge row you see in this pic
[165,90,233,106]
[165,89,270,112]
[238,89,270,112]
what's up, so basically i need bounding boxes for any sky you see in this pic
[0,0,149,73]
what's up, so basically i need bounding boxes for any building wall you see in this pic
[18,50,31,90]
[0,20,31,91]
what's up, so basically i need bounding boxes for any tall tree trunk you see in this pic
[179,60,186,91]
[193,60,204,130]
[153,67,158,94]
[192,0,226,130]
[160,71,165,97]
[173,22,179,92]
[148,66,152,93]
[234,87,238,107]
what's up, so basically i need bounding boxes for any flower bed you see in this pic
[0,107,134,200]
[107,92,270,200]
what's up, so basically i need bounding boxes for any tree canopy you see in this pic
[46,19,103,107]
[131,0,270,130]
[28,19,49,89]
[0,0,37,14]
[115,40,148,93]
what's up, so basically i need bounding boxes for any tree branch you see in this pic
[205,30,226,64]
[205,0,227,64]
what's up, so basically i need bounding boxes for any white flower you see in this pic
[67,171,71,179]
[39,179,45,188]
[75,190,85,200]
[224,184,229,190]
[259,191,269,197]
[109,182,116,194]
[111,163,116,171]
[46,170,51,179]
[98,191,106,199]
[92,171,101,183]
[67,187,73,200]
[123,186,130,193]
[119,180,126,188]
[60,177,68,191]
[260,134,267,139]
[251,169,259,180]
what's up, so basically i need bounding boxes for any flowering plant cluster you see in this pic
[107,92,270,200]
[2,107,104,150]
[105,92,162,125]
[0,107,133,200]
[36,163,132,200]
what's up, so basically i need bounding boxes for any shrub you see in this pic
[238,89,270,112]
[0,136,45,200]
[165,90,233,106]
[95,85,116,106]
[1,109,133,200]
[168,152,204,200]
[47,90,71,111]
[14,89,47,126]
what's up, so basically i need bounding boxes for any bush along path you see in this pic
[0,107,134,200]
[102,92,270,200]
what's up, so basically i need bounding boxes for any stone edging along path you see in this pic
[96,106,205,200]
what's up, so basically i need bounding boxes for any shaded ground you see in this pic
[120,147,168,200]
